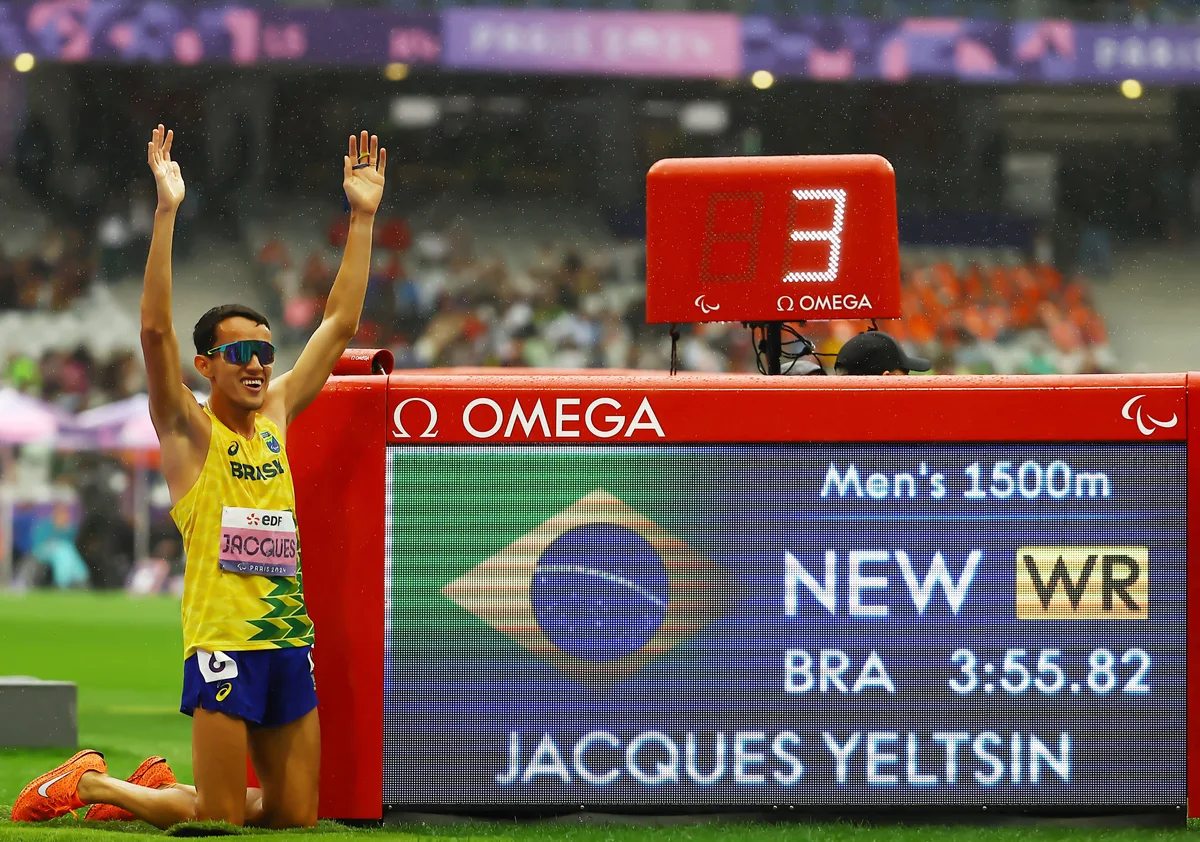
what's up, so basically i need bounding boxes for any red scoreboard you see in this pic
[646,155,901,324]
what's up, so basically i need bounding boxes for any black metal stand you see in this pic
[764,322,783,375]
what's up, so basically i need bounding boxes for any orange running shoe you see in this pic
[84,756,178,822]
[10,749,106,822]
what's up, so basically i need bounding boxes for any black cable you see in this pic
[748,321,827,375]
[751,324,767,375]
[668,324,681,375]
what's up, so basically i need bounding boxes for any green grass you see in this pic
[0,593,192,800]
[0,592,1198,841]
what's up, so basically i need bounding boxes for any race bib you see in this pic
[218,507,298,577]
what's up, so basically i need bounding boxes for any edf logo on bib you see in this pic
[245,512,286,527]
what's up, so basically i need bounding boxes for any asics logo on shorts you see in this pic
[216,683,233,701]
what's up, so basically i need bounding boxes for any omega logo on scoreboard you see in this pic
[390,395,666,442]
[645,155,901,324]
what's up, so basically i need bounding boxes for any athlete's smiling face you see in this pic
[196,316,274,412]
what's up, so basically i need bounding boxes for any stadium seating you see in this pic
[0,164,1122,395]
[240,196,1118,377]
[0,290,139,366]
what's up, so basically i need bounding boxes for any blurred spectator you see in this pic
[256,237,292,336]
[97,351,146,404]
[95,185,156,281]
[257,238,290,283]
[14,117,53,198]
[74,454,137,590]
[98,197,134,280]
[36,347,97,412]
[129,184,155,255]
[278,252,331,339]
[364,251,399,330]
[0,256,16,309]
[0,344,147,412]
[27,502,89,589]
[59,347,94,412]
[4,352,42,394]
[835,330,931,376]
[1156,148,1189,244]
[2,223,95,311]
[375,216,411,252]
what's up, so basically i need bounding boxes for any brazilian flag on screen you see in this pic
[386,446,743,684]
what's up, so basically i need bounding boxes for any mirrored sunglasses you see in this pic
[207,339,276,366]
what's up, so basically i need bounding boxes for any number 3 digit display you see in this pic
[783,188,846,283]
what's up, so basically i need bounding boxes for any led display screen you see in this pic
[383,444,1185,807]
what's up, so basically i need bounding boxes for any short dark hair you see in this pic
[193,304,271,356]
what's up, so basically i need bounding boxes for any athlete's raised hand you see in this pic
[148,124,185,213]
[343,130,386,217]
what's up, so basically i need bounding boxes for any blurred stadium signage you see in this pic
[742,17,1021,82]
[5,3,1200,82]
[1071,23,1200,83]
[744,17,1200,84]
[443,10,740,78]
[645,155,901,324]
[0,1,440,65]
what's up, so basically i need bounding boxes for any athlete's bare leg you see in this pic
[77,709,264,829]
[192,708,261,825]
[247,707,320,828]
[76,775,263,831]
[77,773,196,829]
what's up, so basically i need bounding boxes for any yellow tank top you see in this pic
[171,405,314,659]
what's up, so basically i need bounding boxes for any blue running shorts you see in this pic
[181,646,317,727]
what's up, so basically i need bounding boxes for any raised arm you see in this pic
[140,124,194,435]
[273,130,386,426]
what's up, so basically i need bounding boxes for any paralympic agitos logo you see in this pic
[441,489,735,683]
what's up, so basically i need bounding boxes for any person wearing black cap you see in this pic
[834,329,931,376]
